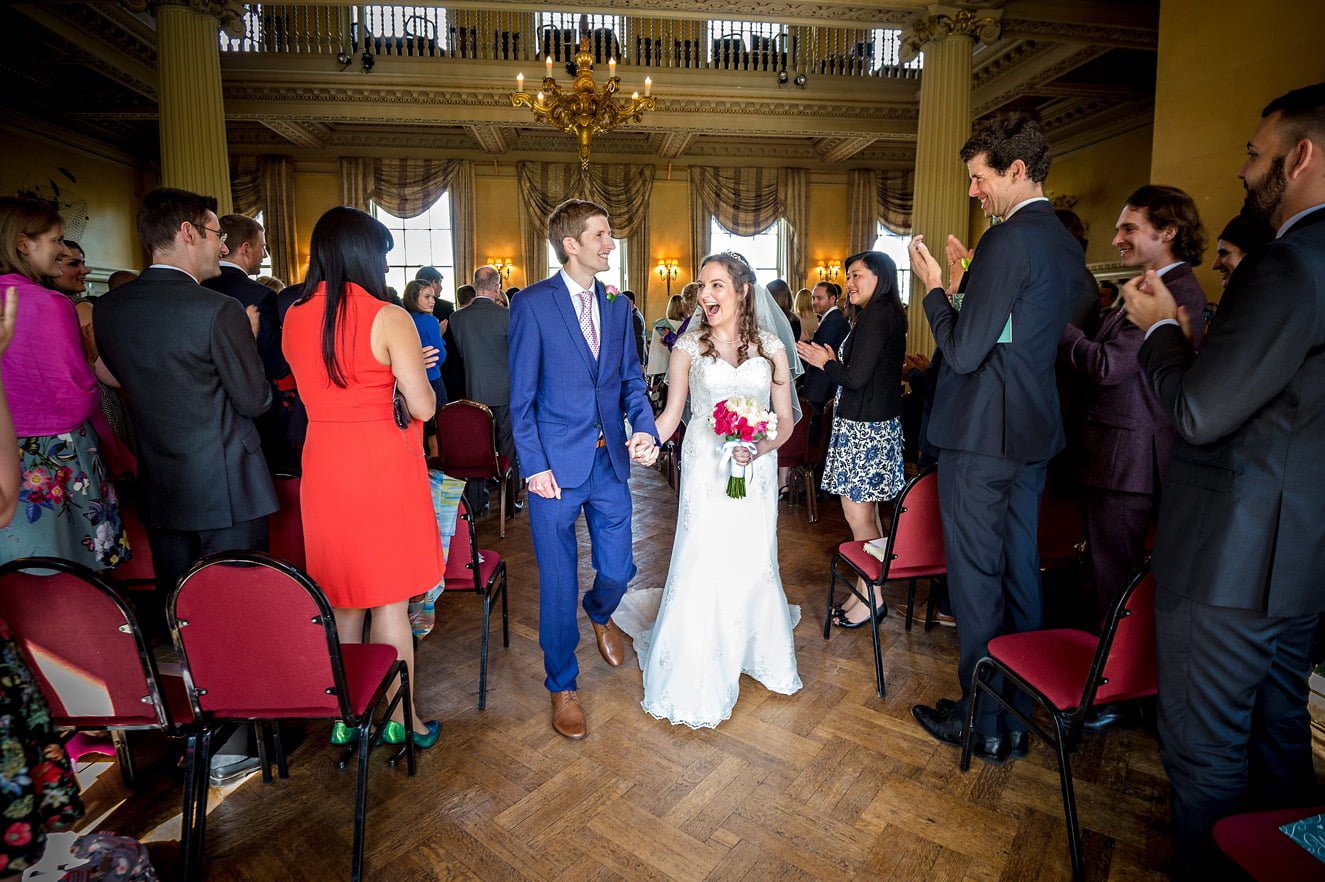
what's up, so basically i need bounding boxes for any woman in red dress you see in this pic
[283,207,442,748]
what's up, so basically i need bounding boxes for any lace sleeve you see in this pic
[759,330,785,355]
[675,329,702,361]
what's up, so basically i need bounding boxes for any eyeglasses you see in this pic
[193,222,228,245]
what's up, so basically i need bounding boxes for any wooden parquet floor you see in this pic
[79,464,1188,881]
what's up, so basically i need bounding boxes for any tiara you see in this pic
[722,251,753,271]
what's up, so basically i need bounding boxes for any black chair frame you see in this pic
[960,564,1153,882]
[824,465,942,699]
[453,505,510,709]
[170,552,416,882]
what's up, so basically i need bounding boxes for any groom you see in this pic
[509,198,660,739]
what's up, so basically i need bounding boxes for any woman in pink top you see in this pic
[0,197,127,568]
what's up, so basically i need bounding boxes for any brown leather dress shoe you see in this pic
[551,690,587,740]
[591,620,626,667]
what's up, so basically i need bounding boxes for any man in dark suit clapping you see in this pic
[95,188,277,601]
[801,281,849,443]
[907,117,1097,763]
[1123,82,1325,881]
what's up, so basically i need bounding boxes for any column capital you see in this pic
[901,5,1003,62]
[123,0,247,38]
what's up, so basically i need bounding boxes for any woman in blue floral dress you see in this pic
[796,251,907,628]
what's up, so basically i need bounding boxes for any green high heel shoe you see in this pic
[381,719,441,750]
[330,720,359,746]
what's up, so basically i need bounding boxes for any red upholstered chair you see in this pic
[777,398,818,523]
[0,558,199,875]
[111,490,156,589]
[824,465,945,697]
[168,552,415,882]
[432,400,515,538]
[1214,805,1325,881]
[442,498,509,709]
[268,473,306,571]
[961,566,1159,881]
[1038,483,1084,571]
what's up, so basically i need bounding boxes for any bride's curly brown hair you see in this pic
[696,251,776,373]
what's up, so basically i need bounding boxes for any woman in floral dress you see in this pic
[0,197,127,569]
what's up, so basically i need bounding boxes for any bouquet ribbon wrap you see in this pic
[717,439,758,498]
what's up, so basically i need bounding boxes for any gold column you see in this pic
[154,1,244,213]
[902,6,1001,355]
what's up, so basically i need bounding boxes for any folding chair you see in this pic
[777,398,818,523]
[169,552,415,882]
[0,558,199,875]
[824,466,945,697]
[443,498,509,709]
[433,399,516,538]
[268,473,306,571]
[962,566,1158,881]
[1214,805,1325,881]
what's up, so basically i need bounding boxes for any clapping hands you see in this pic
[1122,270,1192,339]
[628,432,659,466]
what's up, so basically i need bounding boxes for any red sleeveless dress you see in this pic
[282,283,443,608]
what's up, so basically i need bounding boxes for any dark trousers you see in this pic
[938,449,1046,736]
[1084,487,1154,622]
[147,516,270,603]
[528,446,634,692]
[464,403,520,514]
[1155,587,1320,880]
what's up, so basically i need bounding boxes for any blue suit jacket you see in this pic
[509,273,658,488]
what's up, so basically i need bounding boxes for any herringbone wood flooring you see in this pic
[79,464,1188,881]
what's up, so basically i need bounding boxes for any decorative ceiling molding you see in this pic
[901,7,1003,62]
[973,43,1109,117]
[816,136,876,163]
[1000,17,1157,51]
[258,118,330,148]
[656,131,694,159]
[10,2,158,99]
[464,123,509,154]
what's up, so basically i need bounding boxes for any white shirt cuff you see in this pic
[1144,318,1180,340]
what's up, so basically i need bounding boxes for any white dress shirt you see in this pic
[148,263,200,284]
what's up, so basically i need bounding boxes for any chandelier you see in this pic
[512,36,655,168]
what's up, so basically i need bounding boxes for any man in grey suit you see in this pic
[96,187,276,598]
[1123,82,1325,880]
[448,264,520,515]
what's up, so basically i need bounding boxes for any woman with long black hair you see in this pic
[283,207,442,749]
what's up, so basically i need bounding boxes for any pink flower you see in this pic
[4,823,32,847]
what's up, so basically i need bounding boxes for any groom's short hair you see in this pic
[548,199,609,264]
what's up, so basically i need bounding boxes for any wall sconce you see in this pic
[486,258,514,282]
[815,260,841,282]
[655,258,680,296]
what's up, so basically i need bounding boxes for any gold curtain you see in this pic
[258,156,298,285]
[338,157,372,211]
[230,156,262,217]
[447,160,476,290]
[516,161,655,290]
[849,168,916,255]
[779,167,808,289]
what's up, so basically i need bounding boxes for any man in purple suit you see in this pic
[509,199,659,740]
[1060,185,1209,631]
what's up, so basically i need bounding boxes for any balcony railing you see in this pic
[219,4,924,79]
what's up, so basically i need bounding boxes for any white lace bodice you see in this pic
[674,329,783,443]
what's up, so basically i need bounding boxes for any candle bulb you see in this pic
[545,56,553,76]
[609,57,616,78]
[632,91,639,100]
[536,91,544,105]
[516,72,524,91]
[644,76,652,97]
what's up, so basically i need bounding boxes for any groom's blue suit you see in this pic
[509,272,658,692]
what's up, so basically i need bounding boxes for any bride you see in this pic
[614,252,802,729]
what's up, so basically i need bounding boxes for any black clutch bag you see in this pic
[391,383,410,429]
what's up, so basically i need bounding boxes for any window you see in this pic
[872,223,913,305]
[371,196,454,298]
[710,219,782,285]
[870,29,924,72]
[706,19,788,64]
[353,5,448,51]
[545,237,627,292]
[252,210,274,278]
[535,12,624,62]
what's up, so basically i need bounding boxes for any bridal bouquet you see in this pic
[711,397,778,499]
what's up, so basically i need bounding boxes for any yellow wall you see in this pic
[1151,0,1325,295]
[0,126,147,278]
[291,165,339,283]
[806,180,848,293]
[1047,125,1154,268]
[474,173,523,287]
[641,177,691,322]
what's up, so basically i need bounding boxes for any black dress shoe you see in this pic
[1081,703,1136,733]
[912,703,1009,764]
[833,604,886,630]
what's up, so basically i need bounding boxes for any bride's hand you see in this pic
[731,445,753,466]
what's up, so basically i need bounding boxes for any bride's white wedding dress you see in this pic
[614,329,802,729]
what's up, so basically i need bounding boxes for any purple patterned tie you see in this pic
[577,289,599,358]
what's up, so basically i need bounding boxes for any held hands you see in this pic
[627,432,659,466]
[422,345,440,370]
[1121,270,1180,333]
[795,340,836,369]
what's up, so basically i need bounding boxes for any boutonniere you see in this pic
[605,285,620,302]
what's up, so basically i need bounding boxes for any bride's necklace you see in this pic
[710,331,739,344]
